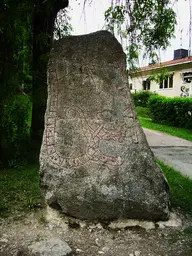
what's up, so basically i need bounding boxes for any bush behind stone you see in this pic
[148,95,192,129]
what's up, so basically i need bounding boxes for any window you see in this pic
[142,80,150,90]
[159,79,163,89]
[159,74,174,89]
[164,78,168,88]
[181,72,192,83]
[169,74,173,88]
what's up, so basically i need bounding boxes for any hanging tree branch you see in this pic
[104,0,176,69]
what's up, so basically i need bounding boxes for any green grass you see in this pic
[158,160,192,215]
[0,164,41,218]
[136,106,192,142]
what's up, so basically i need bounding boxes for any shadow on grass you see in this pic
[0,164,41,218]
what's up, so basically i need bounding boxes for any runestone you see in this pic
[40,31,170,221]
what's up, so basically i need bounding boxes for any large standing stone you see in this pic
[40,31,170,221]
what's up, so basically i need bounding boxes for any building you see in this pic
[131,49,192,97]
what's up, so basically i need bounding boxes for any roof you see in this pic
[140,56,192,71]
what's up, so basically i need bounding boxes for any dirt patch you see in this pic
[0,208,192,256]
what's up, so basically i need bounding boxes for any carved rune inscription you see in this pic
[45,46,138,169]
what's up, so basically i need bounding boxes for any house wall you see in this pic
[131,62,192,97]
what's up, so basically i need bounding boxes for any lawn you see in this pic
[157,160,192,215]
[0,162,192,218]
[0,164,41,218]
[136,106,192,142]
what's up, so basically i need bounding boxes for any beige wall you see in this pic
[130,63,192,97]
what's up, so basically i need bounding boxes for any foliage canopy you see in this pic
[104,0,176,68]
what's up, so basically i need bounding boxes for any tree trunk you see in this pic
[31,0,68,154]
[0,16,16,164]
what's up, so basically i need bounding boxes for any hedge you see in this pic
[132,91,157,107]
[148,95,192,129]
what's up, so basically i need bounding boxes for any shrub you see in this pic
[0,95,32,163]
[148,95,192,129]
[132,90,157,107]
[136,106,151,118]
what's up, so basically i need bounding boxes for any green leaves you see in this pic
[104,0,176,68]
[105,5,126,34]
[1,95,31,162]
[126,43,140,69]
[54,8,73,39]
[132,91,157,107]
[148,67,171,85]
[148,95,192,129]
